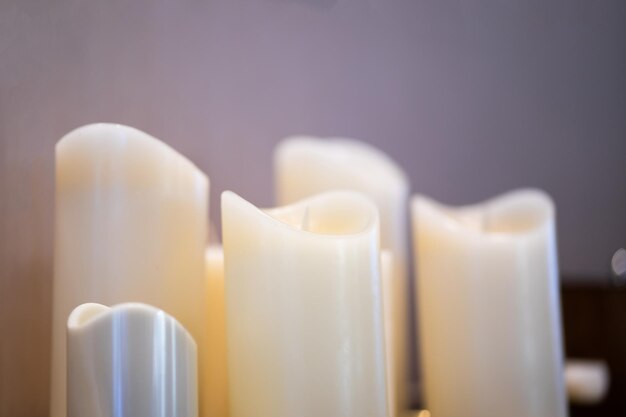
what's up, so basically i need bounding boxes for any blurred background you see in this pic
[0,0,624,416]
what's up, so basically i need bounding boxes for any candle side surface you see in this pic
[413,189,567,417]
[222,190,388,417]
[67,302,198,417]
[205,246,230,417]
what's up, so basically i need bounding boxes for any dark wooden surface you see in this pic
[563,284,626,417]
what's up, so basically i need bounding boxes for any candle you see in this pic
[412,189,567,417]
[52,123,209,417]
[275,136,410,413]
[205,246,229,417]
[221,190,388,417]
[67,302,198,417]
[565,359,609,405]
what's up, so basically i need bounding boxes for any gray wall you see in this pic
[2,0,625,279]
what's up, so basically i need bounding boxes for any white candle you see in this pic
[221,190,388,417]
[412,189,567,417]
[67,302,198,417]
[205,246,229,417]
[275,136,410,413]
[565,359,609,405]
[52,123,209,417]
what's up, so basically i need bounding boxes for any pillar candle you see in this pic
[565,359,609,405]
[67,303,198,417]
[275,136,410,413]
[412,189,567,417]
[205,246,229,417]
[221,190,388,417]
[52,123,209,417]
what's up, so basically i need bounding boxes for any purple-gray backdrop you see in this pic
[1,0,625,279]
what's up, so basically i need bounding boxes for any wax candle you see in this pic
[275,136,410,413]
[412,189,567,417]
[67,302,198,417]
[52,123,209,417]
[205,246,229,417]
[565,359,609,405]
[222,190,388,417]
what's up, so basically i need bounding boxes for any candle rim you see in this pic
[276,135,409,192]
[67,302,110,330]
[222,190,380,240]
[412,188,555,239]
[56,123,209,191]
[67,302,197,349]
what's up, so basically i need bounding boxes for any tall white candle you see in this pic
[52,123,209,417]
[205,246,229,417]
[67,303,198,417]
[412,189,567,417]
[275,136,410,413]
[222,190,388,417]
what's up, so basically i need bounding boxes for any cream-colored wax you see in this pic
[275,136,410,413]
[412,189,567,417]
[67,303,198,417]
[565,359,609,405]
[222,190,388,417]
[275,136,409,285]
[381,250,399,417]
[52,124,209,417]
[205,246,229,417]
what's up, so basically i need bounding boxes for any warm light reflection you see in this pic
[112,312,127,417]
[153,310,167,417]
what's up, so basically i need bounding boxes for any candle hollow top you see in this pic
[222,190,379,239]
[67,303,110,330]
[413,189,555,239]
